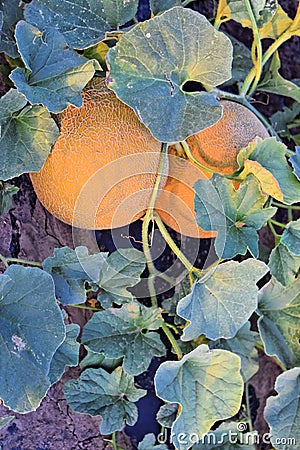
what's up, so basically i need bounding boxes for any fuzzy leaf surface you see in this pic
[264,368,300,449]
[177,259,268,341]
[64,366,146,434]
[0,88,59,181]
[154,345,243,450]
[209,322,260,381]
[10,21,98,113]
[107,7,233,142]
[82,301,165,375]
[268,243,300,286]
[194,174,276,259]
[258,277,300,368]
[48,324,80,384]
[280,219,300,256]
[43,246,108,305]
[0,265,65,412]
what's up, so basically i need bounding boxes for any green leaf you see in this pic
[258,52,300,102]
[177,259,268,341]
[194,174,276,259]
[216,0,278,28]
[281,219,300,256]
[97,248,146,308]
[43,246,108,305]
[192,421,256,449]
[0,88,59,181]
[156,402,178,428]
[154,345,243,450]
[107,7,233,142]
[268,243,300,287]
[64,366,146,434]
[258,277,300,368]
[0,416,14,430]
[10,21,99,113]
[264,368,300,449]
[0,265,65,412]
[82,300,165,375]
[222,34,253,87]
[290,147,300,181]
[0,0,24,57]
[0,182,19,215]
[238,137,300,205]
[150,0,181,15]
[48,323,80,384]
[138,433,168,450]
[209,322,260,382]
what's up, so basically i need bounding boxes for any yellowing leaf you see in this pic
[240,160,283,201]
[258,6,292,39]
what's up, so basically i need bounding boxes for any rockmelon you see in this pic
[30,77,164,230]
[155,100,269,238]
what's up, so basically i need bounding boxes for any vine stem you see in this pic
[271,201,300,211]
[154,212,202,276]
[268,220,281,245]
[245,382,253,433]
[269,218,287,228]
[112,432,118,450]
[180,140,215,175]
[161,323,183,360]
[142,143,169,306]
[0,253,42,268]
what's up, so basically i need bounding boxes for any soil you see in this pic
[0,1,299,449]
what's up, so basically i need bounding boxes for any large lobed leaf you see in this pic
[154,345,243,450]
[107,6,233,142]
[82,300,165,375]
[0,88,59,181]
[177,259,268,341]
[0,265,65,412]
[10,21,99,113]
[64,366,146,434]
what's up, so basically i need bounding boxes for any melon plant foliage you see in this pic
[0,1,300,450]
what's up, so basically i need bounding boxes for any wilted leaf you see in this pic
[82,300,165,375]
[154,345,243,450]
[97,248,146,308]
[216,0,278,28]
[258,52,300,102]
[138,433,168,450]
[107,7,233,142]
[268,243,300,287]
[258,5,293,39]
[264,368,300,449]
[10,21,99,113]
[194,174,276,259]
[258,277,300,368]
[0,88,59,181]
[209,322,260,381]
[0,265,65,412]
[48,323,80,384]
[238,137,300,205]
[290,147,300,181]
[64,366,146,434]
[0,182,19,215]
[177,259,268,341]
[0,0,25,57]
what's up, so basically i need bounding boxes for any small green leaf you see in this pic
[0,0,25,57]
[48,323,80,384]
[156,403,178,428]
[194,174,276,259]
[43,246,108,305]
[281,219,300,256]
[0,265,65,412]
[10,21,99,113]
[268,243,300,287]
[150,0,181,15]
[64,366,146,434]
[0,416,14,429]
[258,52,300,102]
[192,421,256,449]
[0,182,19,215]
[177,259,268,341]
[209,322,260,382]
[154,345,243,450]
[258,277,300,368]
[264,368,300,449]
[290,147,300,181]
[0,88,59,181]
[138,433,168,450]
[97,248,146,308]
[82,300,165,375]
[107,7,233,142]
[238,137,300,205]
